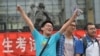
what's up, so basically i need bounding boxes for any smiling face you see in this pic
[41,22,53,36]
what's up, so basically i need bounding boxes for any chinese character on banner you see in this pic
[29,38,36,51]
[16,37,26,52]
[2,37,14,53]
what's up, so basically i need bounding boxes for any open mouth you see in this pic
[48,30,52,32]
[48,29,52,32]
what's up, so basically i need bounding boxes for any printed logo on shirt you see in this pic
[42,39,47,47]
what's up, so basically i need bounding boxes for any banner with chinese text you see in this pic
[0,29,100,56]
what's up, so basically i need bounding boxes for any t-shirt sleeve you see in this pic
[52,31,62,41]
[75,40,84,54]
[31,28,42,40]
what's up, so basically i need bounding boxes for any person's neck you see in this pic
[43,33,51,38]
[88,35,95,40]
[87,34,95,39]
[64,31,73,39]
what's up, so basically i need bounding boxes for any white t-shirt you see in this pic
[64,37,74,56]
[86,41,99,56]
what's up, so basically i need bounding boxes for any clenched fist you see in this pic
[16,5,23,12]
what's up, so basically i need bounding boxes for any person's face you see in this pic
[41,23,53,35]
[86,25,96,37]
[66,22,76,33]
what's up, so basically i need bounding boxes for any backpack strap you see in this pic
[39,37,50,56]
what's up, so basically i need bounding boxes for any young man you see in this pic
[57,19,83,56]
[17,5,79,56]
[82,23,100,56]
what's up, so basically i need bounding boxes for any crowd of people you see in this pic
[16,4,100,56]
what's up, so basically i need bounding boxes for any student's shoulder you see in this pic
[73,35,79,40]
[80,36,87,42]
[31,28,42,36]
[73,36,83,43]
[52,31,62,36]
[31,28,39,33]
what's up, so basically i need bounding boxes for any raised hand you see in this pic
[73,8,83,17]
[17,5,23,12]
[16,5,34,31]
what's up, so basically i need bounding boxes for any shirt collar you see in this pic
[85,35,97,42]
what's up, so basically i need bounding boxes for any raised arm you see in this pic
[17,5,34,32]
[59,9,79,33]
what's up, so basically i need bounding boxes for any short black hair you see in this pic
[84,22,95,30]
[41,20,54,28]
